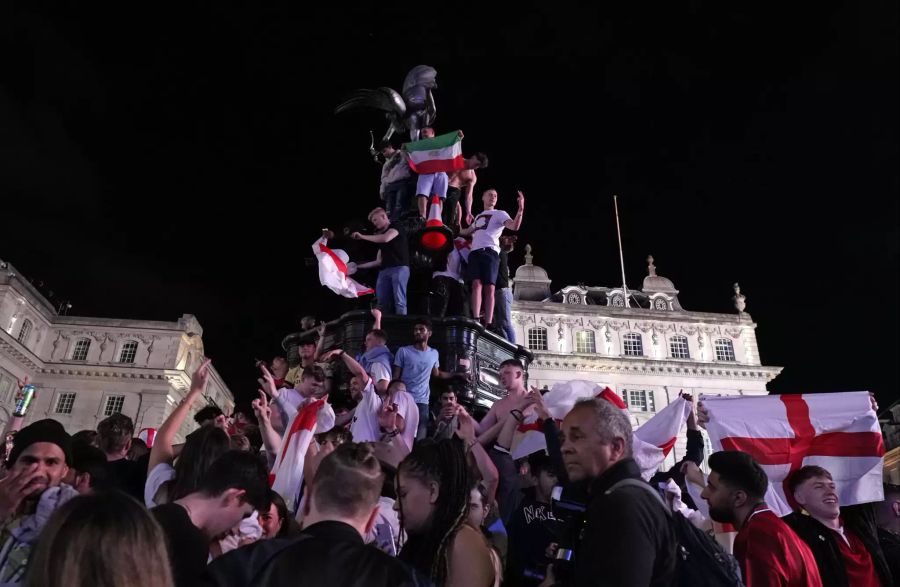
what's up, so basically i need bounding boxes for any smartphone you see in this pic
[373,522,397,556]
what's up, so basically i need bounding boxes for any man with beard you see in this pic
[701,451,823,586]
[0,419,78,583]
[392,319,460,440]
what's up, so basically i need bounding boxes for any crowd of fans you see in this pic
[0,127,897,587]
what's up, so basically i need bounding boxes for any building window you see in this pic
[669,335,690,359]
[17,319,32,344]
[0,377,12,404]
[55,392,76,415]
[527,328,548,351]
[103,395,125,416]
[575,330,596,353]
[626,389,656,412]
[72,338,91,361]
[623,333,643,356]
[714,338,736,361]
[119,341,138,364]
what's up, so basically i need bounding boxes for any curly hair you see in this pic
[397,438,471,584]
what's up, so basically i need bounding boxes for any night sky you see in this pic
[1,3,897,410]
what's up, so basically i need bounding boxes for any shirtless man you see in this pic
[446,152,489,229]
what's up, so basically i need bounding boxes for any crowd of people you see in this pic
[0,127,897,587]
[335,126,522,342]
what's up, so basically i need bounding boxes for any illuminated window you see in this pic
[575,331,596,353]
[625,389,656,412]
[104,395,125,416]
[55,393,76,414]
[528,328,548,351]
[623,333,643,356]
[669,335,689,359]
[714,338,736,361]
[72,338,91,361]
[17,319,32,344]
[119,341,138,364]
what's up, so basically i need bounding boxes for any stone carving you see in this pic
[725,328,743,339]
[51,332,63,360]
[634,321,653,333]
[514,314,535,326]
[679,325,698,336]
[540,317,561,327]
[587,319,604,330]
[647,255,657,277]
[733,283,746,313]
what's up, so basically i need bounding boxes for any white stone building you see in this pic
[511,247,782,469]
[0,261,233,442]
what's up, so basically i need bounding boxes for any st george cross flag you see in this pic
[312,236,374,299]
[510,380,690,480]
[271,398,326,511]
[402,130,465,174]
[701,391,884,516]
[632,396,693,476]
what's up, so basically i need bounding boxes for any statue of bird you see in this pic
[335,65,438,143]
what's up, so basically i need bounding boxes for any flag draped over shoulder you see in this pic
[510,380,690,479]
[702,391,884,516]
[402,131,464,174]
[271,398,326,511]
[312,236,374,299]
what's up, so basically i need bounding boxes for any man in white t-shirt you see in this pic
[460,189,524,327]
[322,349,418,451]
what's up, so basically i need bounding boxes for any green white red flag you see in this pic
[403,130,464,174]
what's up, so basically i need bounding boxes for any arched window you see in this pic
[623,332,643,356]
[714,338,736,361]
[575,330,596,353]
[119,341,138,364]
[669,335,690,359]
[17,319,32,344]
[72,338,91,361]
[527,327,548,351]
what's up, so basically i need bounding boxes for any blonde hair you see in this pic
[368,207,387,222]
[27,492,175,587]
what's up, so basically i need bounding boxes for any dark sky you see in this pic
[1,2,897,409]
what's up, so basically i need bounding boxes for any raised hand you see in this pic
[319,348,344,363]
[316,321,327,337]
[516,190,525,209]
[529,387,552,421]
[258,363,278,398]
[0,464,44,518]
[454,408,476,443]
[190,358,212,394]
[251,390,271,423]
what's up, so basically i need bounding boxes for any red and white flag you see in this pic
[271,398,326,510]
[510,380,690,480]
[702,391,885,516]
[312,237,374,299]
[632,396,692,476]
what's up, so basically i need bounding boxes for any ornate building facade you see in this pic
[0,261,233,442]
[511,247,782,468]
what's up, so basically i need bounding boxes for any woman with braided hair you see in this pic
[394,438,496,586]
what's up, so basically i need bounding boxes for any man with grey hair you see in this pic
[551,398,676,586]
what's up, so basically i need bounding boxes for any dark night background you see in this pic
[1,2,897,410]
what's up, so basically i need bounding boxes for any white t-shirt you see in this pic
[144,462,176,508]
[393,390,419,451]
[471,209,511,252]
[368,362,392,388]
[350,378,381,443]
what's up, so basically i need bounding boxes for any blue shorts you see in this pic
[467,248,500,285]
[416,172,448,199]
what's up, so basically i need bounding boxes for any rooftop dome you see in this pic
[641,255,678,293]
[513,244,552,301]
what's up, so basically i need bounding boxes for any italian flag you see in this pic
[403,130,464,174]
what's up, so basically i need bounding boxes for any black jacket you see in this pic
[573,458,677,587]
[206,521,430,587]
[783,505,893,587]
[877,528,900,587]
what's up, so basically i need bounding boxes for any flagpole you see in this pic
[613,195,630,308]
